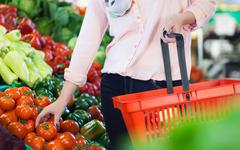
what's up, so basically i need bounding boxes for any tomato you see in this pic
[16,96,34,106]
[0,95,15,111]
[45,140,65,150]
[4,88,21,100]
[31,106,40,120]
[60,120,79,135]
[47,116,63,131]
[75,135,87,150]
[34,96,51,108]
[36,122,57,141]
[0,92,4,97]
[30,136,45,150]
[0,111,17,127]
[0,108,3,116]
[88,145,106,150]
[24,132,37,145]
[15,104,33,120]
[8,122,28,139]
[55,132,77,149]
[18,87,34,98]
[20,119,35,133]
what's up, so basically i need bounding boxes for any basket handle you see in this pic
[161,32,190,100]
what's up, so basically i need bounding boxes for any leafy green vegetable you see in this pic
[54,7,69,26]
[35,17,53,35]
[53,27,73,43]
[18,0,41,18]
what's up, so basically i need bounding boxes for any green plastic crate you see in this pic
[25,144,33,150]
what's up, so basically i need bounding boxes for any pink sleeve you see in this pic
[64,0,108,86]
[183,0,216,31]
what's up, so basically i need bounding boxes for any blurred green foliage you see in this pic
[125,102,240,150]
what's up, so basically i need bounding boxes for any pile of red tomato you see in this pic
[0,87,105,150]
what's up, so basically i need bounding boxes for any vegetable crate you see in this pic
[113,34,240,147]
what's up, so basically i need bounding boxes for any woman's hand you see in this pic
[35,100,66,128]
[163,11,196,43]
[35,81,78,127]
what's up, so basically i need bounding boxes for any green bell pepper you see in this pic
[34,88,55,102]
[74,98,90,110]
[66,113,84,127]
[35,76,55,93]
[73,109,92,125]
[52,77,64,97]
[80,93,99,106]
[80,120,106,140]
[61,107,70,120]
[97,132,110,148]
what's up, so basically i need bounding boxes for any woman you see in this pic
[36,0,216,149]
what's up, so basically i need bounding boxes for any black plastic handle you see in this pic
[161,33,190,99]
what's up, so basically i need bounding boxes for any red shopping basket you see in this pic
[113,33,240,146]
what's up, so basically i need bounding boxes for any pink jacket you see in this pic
[64,0,216,86]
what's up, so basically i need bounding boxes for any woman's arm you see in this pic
[36,0,108,126]
[163,0,216,43]
[64,0,108,86]
[185,0,216,30]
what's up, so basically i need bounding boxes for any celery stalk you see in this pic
[3,51,30,83]
[0,58,18,84]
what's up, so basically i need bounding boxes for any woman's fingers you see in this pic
[35,109,51,127]
[54,113,61,127]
